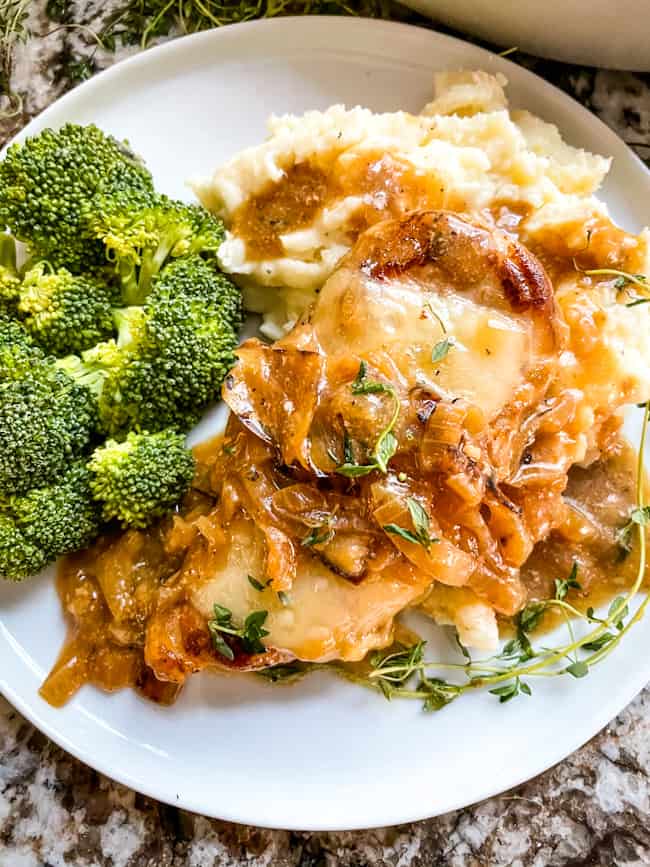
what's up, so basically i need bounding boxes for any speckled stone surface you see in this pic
[2,4,650,865]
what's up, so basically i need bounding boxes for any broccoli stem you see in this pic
[130,226,187,305]
[56,355,107,399]
[0,235,17,272]
[115,258,140,305]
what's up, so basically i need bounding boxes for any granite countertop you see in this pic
[2,4,650,865]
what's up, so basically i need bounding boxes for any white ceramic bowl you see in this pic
[402,0,650,69]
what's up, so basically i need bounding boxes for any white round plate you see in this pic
[1,17,649,831]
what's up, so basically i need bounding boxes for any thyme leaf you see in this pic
[208,604,269,658]
[518,602,547,634]
[374,430,398,473]
[247,575,268,592]
[585,268,648,291]
[351,360,393,395]
[301,523,334,547]
[256,662,316,684]
[554,562,581,600]
[383,523,422,546]
[585,268,650,307]
[336,462,377,478]
[336,362,401,477]
[431,337,454,364]
[489,677,531,703]
[383,497,439,550]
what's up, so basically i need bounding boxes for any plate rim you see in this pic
[1,14,649,831]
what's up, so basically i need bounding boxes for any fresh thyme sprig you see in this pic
[208,603,269,661]
[336,361,400,477]
[0,0,30,120]
[423,301,454,363]
[616,506,650,558]
[345,401,650,710]
[584,268,650,307]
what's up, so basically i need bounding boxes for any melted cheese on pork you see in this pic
[314,266,533,418]
[191,518,431,662]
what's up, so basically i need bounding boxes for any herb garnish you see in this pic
[247,575,268,592]
[584,268,650,307]
[489,677,531,703]
[350,361,392,396]
[423,301,447,335]
[256,662,316,684]
[208,604,269,661]
[383,496,439,551]
[301,521,334,547]
[616,506,650,558]
[242,576,293,607]
[336,362,400,477]
[342,402,650,711]
[554,562,581,600]
[431,337,454,364]
[423,303,454,363]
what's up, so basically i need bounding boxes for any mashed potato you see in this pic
[192,69,620,334]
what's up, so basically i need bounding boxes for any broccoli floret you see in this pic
[0,311,35,349]
[1,462,102,581]
[0,515,50,581]
[89,430,195,528]
[17,262,115,355]
[0,124,154,272]
[62,257,242,436]
[0,348,98,495]
[89,194,225,305]
[11,461,102,560]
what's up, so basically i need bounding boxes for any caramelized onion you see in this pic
[371,479,475,587]
[224,340,325,470]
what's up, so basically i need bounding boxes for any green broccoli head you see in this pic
[89,195,225,305]
[0,347,98,495]
[0,124,154,272]
[18,262,114,355]
[56,331,141,436]
[11,461,102,562]
[63,257,242,437]
[89,429,195,528]
[0,311,35,349]
[17,262,116,356]
[0,514,50,581]
[104,257,242,434]
[0,268,20,307]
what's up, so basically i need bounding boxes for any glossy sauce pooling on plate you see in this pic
[41,432,643,707]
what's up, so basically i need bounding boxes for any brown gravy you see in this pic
[40,437,224,708]
[230,148,644,288]
[517,439,646,635]
[231,162,330,260]
[230,152,454,262]
[41,433,645,707]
